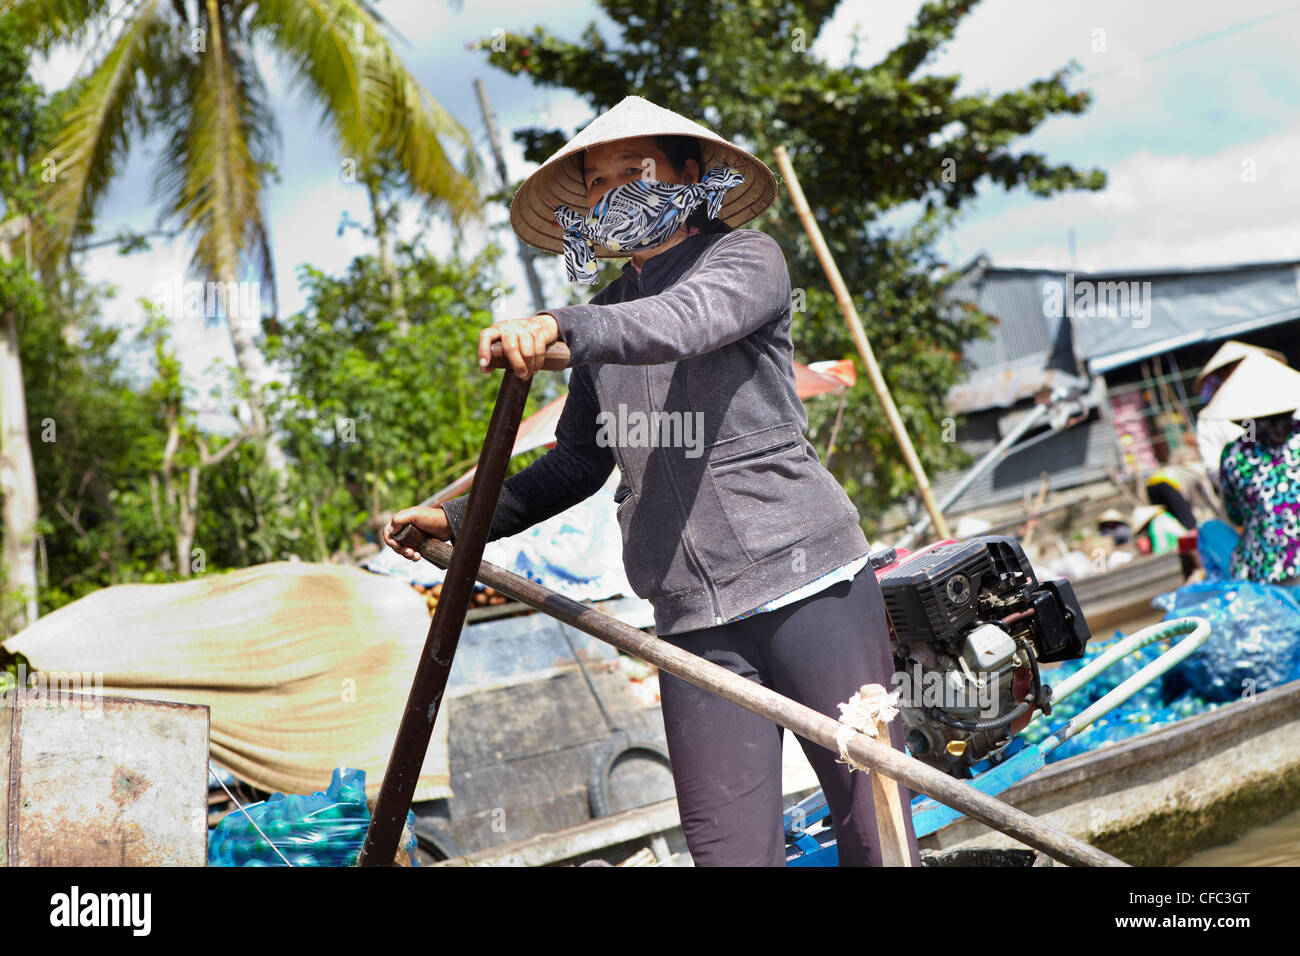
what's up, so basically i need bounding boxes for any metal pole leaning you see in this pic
[392,528,1127,867]
[357,342,570,867]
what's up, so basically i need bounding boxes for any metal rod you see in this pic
[392,527,1128,867]
[357,351,541,866]
[897,403,1053,549]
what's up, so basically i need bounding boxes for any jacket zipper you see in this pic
[652,360,724,626]
[710,438,799,469]
[634,257,721,625]
[682,527,725,626]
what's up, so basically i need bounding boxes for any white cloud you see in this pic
[961,121,1300,270]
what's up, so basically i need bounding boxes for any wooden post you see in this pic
[860,683,912,867]
[772,146,951,541]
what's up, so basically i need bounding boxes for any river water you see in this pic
[1178,805,1300,866]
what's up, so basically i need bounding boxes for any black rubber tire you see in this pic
[411,819,462,862]
[588,730,674,819]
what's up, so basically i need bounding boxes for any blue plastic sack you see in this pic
[1153,578,1300,702]
[208,767,419,867]
[1197,519,1239,579]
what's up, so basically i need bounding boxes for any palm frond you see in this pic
[246,0,482,224]
[370,50,485,227]
[32,0,169,266]
[244,0,372,161]
[3,0,117,56]
[153,0,275,293]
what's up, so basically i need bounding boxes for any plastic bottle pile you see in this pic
[1021,576,1300,763]
[208,767,419,867]
[1022,632,1219,763]
[1152,578,1300,702]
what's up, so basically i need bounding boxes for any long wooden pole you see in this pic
[772,146,951,540]
[392,454,1125,865]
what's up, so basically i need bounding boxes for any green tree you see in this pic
[475,0,1106,526]
[265,230,554,561]
[15,280,257,618]
[9,0,487,476]
[0,18,60,631]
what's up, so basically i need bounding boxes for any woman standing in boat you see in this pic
[1201,353,1300,589]
[383,96,922,867]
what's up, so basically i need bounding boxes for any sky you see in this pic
[26,0,1300,422]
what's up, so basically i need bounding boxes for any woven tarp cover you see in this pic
[3,562,450,802]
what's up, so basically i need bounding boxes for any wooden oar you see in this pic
[390,529,1127,867]
[357,341,569,866]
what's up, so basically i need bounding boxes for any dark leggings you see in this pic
[657,565,923,866]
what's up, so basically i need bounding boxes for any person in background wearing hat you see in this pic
[383,96,921,866]
[1097,508,1133,547]
[1204,352,1300,588]
[1194,340,1288,494]
[1144,458,1203,531]
[1130,504,1188,556]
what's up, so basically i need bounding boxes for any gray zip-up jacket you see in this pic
[439,222,869,635]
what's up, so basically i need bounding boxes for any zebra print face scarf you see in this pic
[553,163,745,285]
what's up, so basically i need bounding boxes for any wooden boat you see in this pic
[919,677,1300,866]
[413,546,1297,867]
[424,677,1300,867]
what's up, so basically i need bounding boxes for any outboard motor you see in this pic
[871,536,1092,777]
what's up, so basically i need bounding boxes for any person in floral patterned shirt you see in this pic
[1211,353,1300,587]
[1200,351,1300,586]
[1218,414,1300,586]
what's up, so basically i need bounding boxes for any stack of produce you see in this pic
[411,582,508,616]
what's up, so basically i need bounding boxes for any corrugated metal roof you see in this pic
[946,360,1088,414]
[946,267,1062,373]
[943,259,1300,385]
[912,255,1298,521]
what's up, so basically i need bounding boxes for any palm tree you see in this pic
[10,0,484,474]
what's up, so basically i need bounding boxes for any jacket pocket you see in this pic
[705,438,851,569]
[708,438,799,469]
[615,493,670,599]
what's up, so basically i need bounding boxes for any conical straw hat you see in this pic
[509,95,778,258]
[1198,352,1300,421]
[1194,340,1288,391]
[1130,505,1166,533]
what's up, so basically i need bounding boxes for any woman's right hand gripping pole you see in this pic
[382,506,453,561]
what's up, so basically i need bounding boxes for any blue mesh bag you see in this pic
[1153,578,1300,702]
